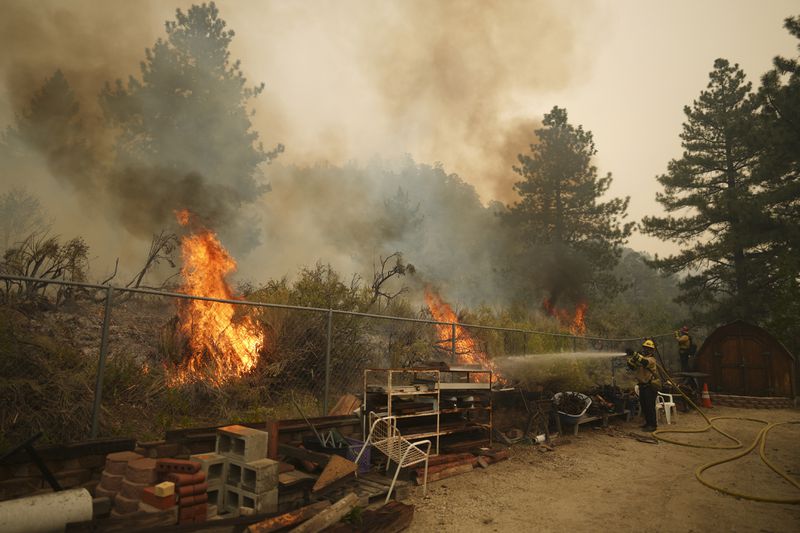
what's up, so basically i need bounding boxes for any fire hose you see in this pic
[650,360,800,504]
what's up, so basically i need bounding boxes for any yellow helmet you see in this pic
[642,339,655,349]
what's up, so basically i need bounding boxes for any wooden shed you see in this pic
[695,320,796,398]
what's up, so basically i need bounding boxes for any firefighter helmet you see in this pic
[642,339,656,349]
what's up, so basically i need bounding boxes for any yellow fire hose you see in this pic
[649,364,800,504]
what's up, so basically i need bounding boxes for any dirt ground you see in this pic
[405,406,800,533]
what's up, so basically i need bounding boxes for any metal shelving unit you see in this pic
[363,366,493,456]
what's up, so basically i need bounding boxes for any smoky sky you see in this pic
[0,0,585,303]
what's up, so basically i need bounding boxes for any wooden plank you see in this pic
[312,455,357,493]
[280,469,317,487]
[247,501,331,533]
[328,394,362,416]
[325,501,415,533]
[279,444,331,467]
[416,463,473,484]
[290,492,359,533]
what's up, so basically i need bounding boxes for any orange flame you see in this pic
[170,209,264,385]
[424,287,502,383]
[543,298,587,336]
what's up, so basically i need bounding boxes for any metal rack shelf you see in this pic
[363,367,494,456]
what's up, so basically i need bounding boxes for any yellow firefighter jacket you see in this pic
[635,354,660,388]
[675,332,691,353]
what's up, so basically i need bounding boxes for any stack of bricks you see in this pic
[215,425,278,516]
[111,458,158,518]
[139,481,178,522]
[95,451,142,502]
[156,459,208,524]
[189,452,226,517]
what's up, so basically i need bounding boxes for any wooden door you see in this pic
[713,334,770,395]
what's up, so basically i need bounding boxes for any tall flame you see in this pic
[170,210,264,385]
[424,287,502,383]
[543,298,587,336]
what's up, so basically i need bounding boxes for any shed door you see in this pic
[714,335,770,395]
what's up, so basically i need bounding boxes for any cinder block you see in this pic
[216,425,268,463]
[227,458,278,493]
[190,453,227,485]
[207,487,223,510]
[224,485,278,515]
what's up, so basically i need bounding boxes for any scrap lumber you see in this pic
[247,501,332,533]
[312,455,358,493]
[279,443,331,467]
[324,501,415,533]
[290,492,359,533]
[425,453,474,467]
[415,463,473,485]
[328,394,362,416]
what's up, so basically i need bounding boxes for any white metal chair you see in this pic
[656,392,677,425]
[355,411,432,502]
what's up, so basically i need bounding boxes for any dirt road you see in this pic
[406,406,800,532]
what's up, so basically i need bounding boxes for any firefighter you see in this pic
[627,339,660,432]
[675,326,694,372]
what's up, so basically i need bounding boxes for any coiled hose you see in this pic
[651,364,800,504]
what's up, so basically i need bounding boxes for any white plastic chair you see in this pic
[355,412,431,502]
[656,392,677,424]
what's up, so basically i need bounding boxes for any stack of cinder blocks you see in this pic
[112,458,158,518]
[191,425,277,517]
[157,459,208,524]
[95,451,142,501]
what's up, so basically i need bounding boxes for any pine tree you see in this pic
[758,16,800,350]
[503,106,633,303]
[100,2,282,245]
[641,59,764,321]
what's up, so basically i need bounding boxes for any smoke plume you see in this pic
[0,0,585,304]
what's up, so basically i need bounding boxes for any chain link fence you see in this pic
[0,275,678,446]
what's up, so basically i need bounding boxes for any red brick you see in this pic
[179,493,208,507]
[125,458,158,484]
[157,459,200,476]
[166,471,206,486]
[105,451,143,475]
[177,482,208,498]
[100,472,124,491]
[141,486,177,510]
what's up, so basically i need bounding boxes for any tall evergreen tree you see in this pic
[503,106,633,303]
[758,15,800,349]
[100,2,282,246]
[641,59,765,321]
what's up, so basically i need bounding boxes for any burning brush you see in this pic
[168,210,264,386]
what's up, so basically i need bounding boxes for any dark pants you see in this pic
[679,351,690,372]
[639,383,658,428]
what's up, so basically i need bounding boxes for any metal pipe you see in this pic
[323,309,333,415]
[0,274,672,342]
[90,286,113,439]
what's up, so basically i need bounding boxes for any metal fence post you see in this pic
[90,286,114,439]
[323,309,332,414]
[451,323,457,363]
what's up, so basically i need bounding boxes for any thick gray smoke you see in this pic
[0,0,585,303]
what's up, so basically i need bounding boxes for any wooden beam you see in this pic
[289,492,359,533]
[312,455,357,493]
[278,444,331,467]
[247,501,331,533]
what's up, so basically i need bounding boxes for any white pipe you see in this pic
[0,488,93,533]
